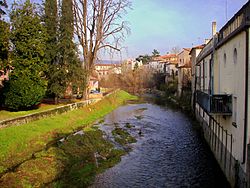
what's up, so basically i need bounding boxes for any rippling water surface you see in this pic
[90,103,230,188]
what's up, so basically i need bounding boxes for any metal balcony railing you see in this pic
[196,91,232,115]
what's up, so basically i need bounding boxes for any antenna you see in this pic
[225,0,228,21]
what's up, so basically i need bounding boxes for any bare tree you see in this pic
[72,0,131,97]
[170,46,181,54]
[0,0,8,18]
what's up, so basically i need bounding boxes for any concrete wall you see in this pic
[0,98,102,129]
[195,30,249,185]
[199,54,211,93]
[214,31,246,163]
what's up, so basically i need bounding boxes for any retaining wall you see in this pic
[0,98,101,129]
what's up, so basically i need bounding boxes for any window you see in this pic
[204,61,207,77]
[223,53,227,68]
[232,96,237,127]
[233,48,237,64]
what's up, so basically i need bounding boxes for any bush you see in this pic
[3,73,46,110]
[160,79,178,95]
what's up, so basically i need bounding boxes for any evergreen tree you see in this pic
[55,0,85,99]
[0,19,9,69]
[44,0,58,65]
[45,0,85,101]
[44,0,63,100]
[3,0,47,110]
[0,0,9,70]
[152,49,160,57]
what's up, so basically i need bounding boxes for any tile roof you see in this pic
[95,63,116,66]
[189,44,205,55]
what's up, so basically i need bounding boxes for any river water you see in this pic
[90,103,230,188]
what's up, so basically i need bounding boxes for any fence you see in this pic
[196,104,247,188]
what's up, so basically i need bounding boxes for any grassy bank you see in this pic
[0,90,137,176]
[0,126,128,187]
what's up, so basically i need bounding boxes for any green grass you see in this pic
[0,104,64,121]
[0,125,128,187]
[0,90,138,174]
[112,126,136,146]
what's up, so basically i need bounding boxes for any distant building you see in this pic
[148,54,178,74]
[189,44,205,109]
[177,48,191,96]
[89,76,99,91]
[94,63,121,78]
[122,59,143,72]
[0,65,14,88]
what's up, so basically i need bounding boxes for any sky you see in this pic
[6,0,249,61]
[107,0,248,61]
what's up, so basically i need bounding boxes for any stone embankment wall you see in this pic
[0,98,102,129]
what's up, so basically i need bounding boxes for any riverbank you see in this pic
[146,90,194,117]
[0,90,137,187]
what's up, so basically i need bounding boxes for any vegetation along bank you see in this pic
[0,90,137,187]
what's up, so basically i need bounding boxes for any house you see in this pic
[193,2,250,187]
[189,44,205,109]
[89,76,99,91]
[122,59,143,72]
[94,63,121,78]
[147,54,178,76]
[0,65,14,88]
[177,48,191,96]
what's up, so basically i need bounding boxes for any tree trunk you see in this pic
[54,96,58,104]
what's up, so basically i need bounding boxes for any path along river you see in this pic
[90,102,230,188]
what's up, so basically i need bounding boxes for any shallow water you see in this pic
[91,103,230,188]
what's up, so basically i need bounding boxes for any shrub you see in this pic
[160,79,178,95]
[4,72,46,110]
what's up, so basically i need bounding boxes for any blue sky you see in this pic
[112,0,248,60]
[6,0,249,60]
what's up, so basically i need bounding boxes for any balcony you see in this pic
[196,91,232,115]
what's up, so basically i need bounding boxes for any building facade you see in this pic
[94,63,121,78]
[148,54,178,74]
[189,44,205,109]
[177,48,191,96]
[193,2,250,187]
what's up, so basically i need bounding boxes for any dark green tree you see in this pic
[45,0,85,102]
[136,54,152,65]
[55,0,85,99]
[44,0,63,101]
[0,19,9,70]
[3,0,47,110]
[152,49,160,57]
[44,0,58,65]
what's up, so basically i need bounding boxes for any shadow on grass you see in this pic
[0,127,126,188]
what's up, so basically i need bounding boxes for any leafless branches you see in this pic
[72,0,131,72]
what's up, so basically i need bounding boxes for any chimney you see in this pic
[212,21,217,36]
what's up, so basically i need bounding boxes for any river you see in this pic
[90,102,230,188]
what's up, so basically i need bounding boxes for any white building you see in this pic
[94,63,121,78]
[122,59,143,71]
[189,44,205,108]
[193,2,250,187]
[177,48,191,96]
[148,54,178,74]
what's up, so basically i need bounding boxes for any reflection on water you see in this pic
[91,103,230,188]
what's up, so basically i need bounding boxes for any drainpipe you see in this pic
[243,28,249,164]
